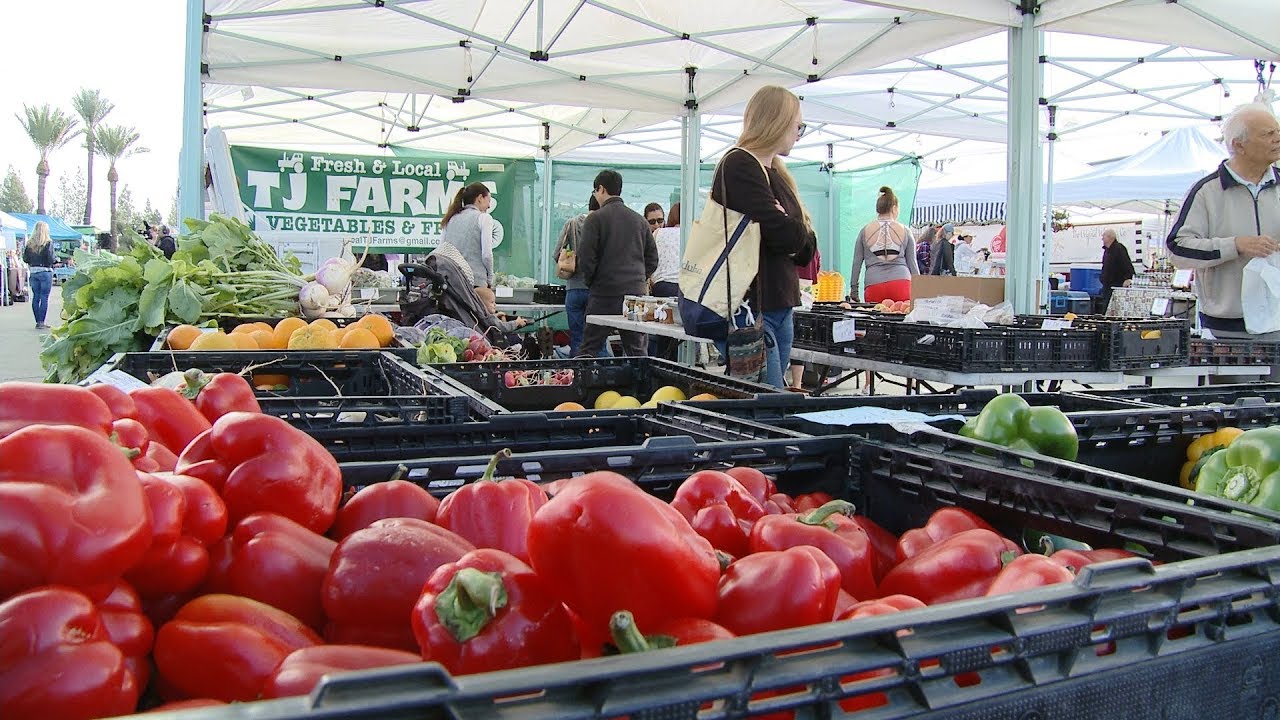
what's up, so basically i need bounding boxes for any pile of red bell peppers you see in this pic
[0,383,1137,720]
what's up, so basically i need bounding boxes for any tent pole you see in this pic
[680,67,700,252]
[1042,105,1057,310]
[826,143,837,268]
[179,0,206,226]
[540,122,553,283]
[1004,9,1044,315]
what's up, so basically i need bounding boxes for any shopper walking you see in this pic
[930,223,957,276]
[649,202,682,360]
[23,221,57,329]
[577,170,658,357]
[553,194,601,356]
[850,186,918,303]
[712,85,817,388]
[440,182,496,288]
[1099,228,1135,312]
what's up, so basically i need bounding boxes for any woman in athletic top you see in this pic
[849,186,918,303]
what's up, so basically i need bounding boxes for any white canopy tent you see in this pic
[184,0,1280,311]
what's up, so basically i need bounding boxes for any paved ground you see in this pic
[0,290,62,382]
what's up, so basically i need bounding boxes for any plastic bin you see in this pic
[151,316,416,361]
[137,433,1280,719]
[434,357,781,412]
[1049,290,1092,316]
[1016,315,1190,370]
[1081,383,1280,408]
[1188,338,1280,366]
[1069,266,1103,296]
[532,284,567,304]
[891,323,1097,371]
[793,311,901,359]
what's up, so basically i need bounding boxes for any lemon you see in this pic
[642,400,660,409]
[611,395,642,409]
[594,390,622,410]
[649,385,687,403]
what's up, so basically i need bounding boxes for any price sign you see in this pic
[1040,318,1073,330]
[833,318,857,343]
[1151,298,1171,316]
[495,286,514,298]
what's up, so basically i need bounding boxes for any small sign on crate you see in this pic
[832,318,857,343]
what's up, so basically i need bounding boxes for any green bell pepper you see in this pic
[959,393,1079,462]
[1194,427,1280,509]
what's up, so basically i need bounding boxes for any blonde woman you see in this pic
[713,85,817,387]
[22,221,57,330]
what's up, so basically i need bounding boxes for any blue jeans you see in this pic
[564,288,610,358]
[714,307,792,388]
[29,270,52,326]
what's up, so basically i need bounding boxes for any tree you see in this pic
[49,167,88,225]
[167,190,179,227]
[15,104,81,214]
[115,184,138,230]
[94,124,147,245]
[70,88,114,225]
[0,166,33,213]
[142,198,162,226]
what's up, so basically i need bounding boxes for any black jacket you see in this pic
[1101,241,1135,289]
[158,235,177,260]
[930,239,955,276]
[578,197,658,297]
[711,149,816,312]
[22,242,56,268]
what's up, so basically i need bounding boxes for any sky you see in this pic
[0,1,186,226]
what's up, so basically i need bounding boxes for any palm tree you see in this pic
[70,89,115,226]
[94,124,148,246]
[15,104,82,214]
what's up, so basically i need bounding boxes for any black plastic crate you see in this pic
[1005,324,1098,370]
[151,317,416,361]
[140,433,1280,719]
[891,323,1011,371]
[793,310,902,361]
[1082,383,1280,408]
[685,389,1155,437]
[1018,315,1190,370]
[1188,338,1280,366]
[434,357,781,413]
[102,350,433,399]
[532,283,567,304]
[304,403,810,462]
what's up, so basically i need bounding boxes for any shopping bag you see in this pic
[725,322,767,383]
[1243,254,1280,335]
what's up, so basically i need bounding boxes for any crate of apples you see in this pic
[873,300,912,314]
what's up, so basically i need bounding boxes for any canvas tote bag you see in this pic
[678,148,766,340]
[555,220,578,279]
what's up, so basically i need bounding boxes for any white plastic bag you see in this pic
[1242,254,1280,335]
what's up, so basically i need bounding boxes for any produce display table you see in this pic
[587,315,1124,393]
[1129,363,1275,386]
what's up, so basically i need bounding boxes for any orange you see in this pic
[231,333,259,350]
[356,314,396,348]
[166,324,203,350]
[189,331,238,351]
[251,322,274,333]
[249,329,279,350]
[554,401,586,411]
[273,317,308,349]
[309,318,339,333]
[688,393,719,401]
[339,327,381,349]
[252,374,290,388]
[230,323,258,335]
[288,326,338,350]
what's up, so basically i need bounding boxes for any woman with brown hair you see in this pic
[850,186,918,303]
[439,182,495,288]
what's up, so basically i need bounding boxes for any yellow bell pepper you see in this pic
[1180,427,1245,489]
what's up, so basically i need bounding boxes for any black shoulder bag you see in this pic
[720,149,768,383]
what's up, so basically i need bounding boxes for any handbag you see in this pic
[713,151,768,382]
[555,221,578,280]
[678,148,766,340]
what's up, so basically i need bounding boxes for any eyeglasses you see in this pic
[796,123,808,139]
[648,218,663,226]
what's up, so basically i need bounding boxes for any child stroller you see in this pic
[398,255,503,343]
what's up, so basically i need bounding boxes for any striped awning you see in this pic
[911,202,1005,227]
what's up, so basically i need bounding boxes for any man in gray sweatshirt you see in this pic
[577,169,659,357]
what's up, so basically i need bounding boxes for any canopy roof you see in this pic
[9,213,84,241]
[0,211,24,232]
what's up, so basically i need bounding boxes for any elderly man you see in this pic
[1168,103,1280,377]
[1099,228,1135,312]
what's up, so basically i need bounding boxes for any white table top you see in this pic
[1130,364,1273,378]
[494,303,566,312]
[587,314,712,341]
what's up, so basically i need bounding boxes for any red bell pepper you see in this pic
[848,515,898,583]
[131,386,213,455]
[435,450,549,563]
[793,491,836,512]
[154,594,322,702]
[0,425,152,598]
[262,645,422,699]
[0,587,140,720]
[985,554,1076,597]
[175,411,343,534]
[87,383,138,420]
[716,546,842,636]
[331,479,441,540]
[97,581,155,691]
[671,469,766,557]
[895,507,996,564]
[146,441,180,473]
[837,594,926,621]
[323,518,475,651]
[724,466,777,506]
[412,548,579,675]
[880,529,1022,605]
[833,589,859,620]
[148,699,227,712]
[111,417,154,467]
[0,382,114,440]
[749,500,878,601]
[1048,548,1137,573]
[763,492,797,515]
[185,370,263,423]
[526,471,721,632]
[125,472,227,598]
[209,512,337,630]
[607,611,735,654]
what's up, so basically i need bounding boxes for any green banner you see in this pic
[229,146,517,253]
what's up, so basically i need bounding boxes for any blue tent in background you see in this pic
[10,213,84,240]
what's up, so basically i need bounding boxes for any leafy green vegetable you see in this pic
[41,214,307,383]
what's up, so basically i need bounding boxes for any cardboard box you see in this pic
[911,276,1005,305]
